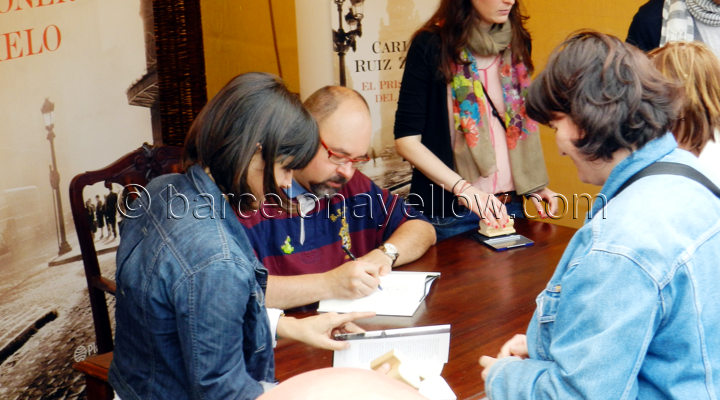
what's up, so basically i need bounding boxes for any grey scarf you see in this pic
[687,0,720,26]
[662,0,720,45]
[466,20,512,57]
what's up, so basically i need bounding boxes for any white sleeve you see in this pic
[265,307,284,348]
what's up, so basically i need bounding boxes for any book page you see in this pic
[318,271,440,316]
[333,325,450,377]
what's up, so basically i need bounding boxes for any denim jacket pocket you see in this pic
[535,283,562,359]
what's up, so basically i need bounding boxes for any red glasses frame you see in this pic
[320,139,370,166]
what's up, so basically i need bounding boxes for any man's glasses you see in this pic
[321,139,370,166]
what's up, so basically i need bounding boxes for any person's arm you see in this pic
[357,179,437,272]
[388,220,436,266]
[276,311,375,351]
[395,135,465,196]
[359,219,436,273]
[264,219,435,309]
[266,179,436,310]
[396,135,508,226]
[264,220,435,309]
[526,187,560,219]
[265,260,383,309]
[480,251,661,399]
[175,260,266,400]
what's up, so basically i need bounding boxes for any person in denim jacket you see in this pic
[479,31,720,399]
[109,73,373,400]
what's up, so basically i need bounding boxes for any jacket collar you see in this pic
[185,164,261,262]
[590,133,677,220]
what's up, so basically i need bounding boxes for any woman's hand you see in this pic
[456,185,511,228]
[277,312,375,351]
[527,187,560,219]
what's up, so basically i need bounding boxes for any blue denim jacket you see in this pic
[109,165,274,400]
[487,134,720,399]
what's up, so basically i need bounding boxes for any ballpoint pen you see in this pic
[341,244,383,291]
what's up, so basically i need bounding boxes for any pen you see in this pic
[341,244,383,291]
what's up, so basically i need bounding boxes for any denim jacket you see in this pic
[109,165,275,400]
[487,134,720,399]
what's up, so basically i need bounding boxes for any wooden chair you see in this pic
[68,143,183,400]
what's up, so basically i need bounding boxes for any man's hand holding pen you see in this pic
[324,257,383,299]
[343,245,386,291]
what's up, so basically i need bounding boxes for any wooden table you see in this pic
[273,219,576,399]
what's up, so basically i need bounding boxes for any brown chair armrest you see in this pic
[72,351,113,381]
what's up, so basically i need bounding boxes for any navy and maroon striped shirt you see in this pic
[239,171,426,276]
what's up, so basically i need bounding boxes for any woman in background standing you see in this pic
[394,0,558,241]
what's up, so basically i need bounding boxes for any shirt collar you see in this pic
[285,179,309,200]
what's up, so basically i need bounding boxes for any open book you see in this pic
[317,271,440,316]
[333,325,456,400]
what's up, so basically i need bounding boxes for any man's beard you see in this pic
[309,175,348,196]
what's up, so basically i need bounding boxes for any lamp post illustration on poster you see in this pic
[41,98,72,256]
[332,0,364,86]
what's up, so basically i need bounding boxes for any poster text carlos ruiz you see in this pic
[0,0,76,62]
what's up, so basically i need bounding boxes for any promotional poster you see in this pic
[329,0,439,192]
[0,0,152,398]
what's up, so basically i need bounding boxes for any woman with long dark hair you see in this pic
[394,0,558,240]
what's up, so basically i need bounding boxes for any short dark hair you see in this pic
[526,31,680,161]
[183,72,319,211]
[303,85,369,123]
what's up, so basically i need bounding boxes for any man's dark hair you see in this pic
[526,31,680,161]
[183,72,319,211]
